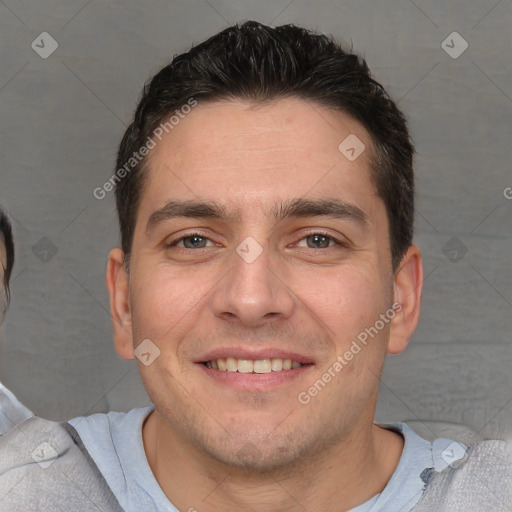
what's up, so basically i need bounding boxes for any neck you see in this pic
[142,410,404,512]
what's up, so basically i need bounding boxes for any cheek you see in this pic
[294,263,389,337]
[129,264,212,343]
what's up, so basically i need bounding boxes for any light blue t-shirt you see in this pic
[68,406,465,512]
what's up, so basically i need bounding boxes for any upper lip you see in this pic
[195,347,314,364]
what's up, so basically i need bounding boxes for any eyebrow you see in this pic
[146,198,369,233]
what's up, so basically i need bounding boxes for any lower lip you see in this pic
[197,363,314,391]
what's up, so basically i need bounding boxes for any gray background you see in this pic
[0,1,511,439]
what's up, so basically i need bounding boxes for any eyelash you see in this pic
[166,230,346,250]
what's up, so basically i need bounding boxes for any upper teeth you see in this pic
[205,358,302,373]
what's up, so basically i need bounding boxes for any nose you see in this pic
[209,239,295,328]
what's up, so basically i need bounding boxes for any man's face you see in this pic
[114,97,407,470]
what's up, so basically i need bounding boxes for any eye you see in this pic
[166,231,345,251]
[168,233,216,249]
[295,232,342,249]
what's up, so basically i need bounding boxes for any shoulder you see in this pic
[0,415,123,511]
[413,438,512,511]
[67,405,153,458]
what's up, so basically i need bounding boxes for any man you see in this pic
[0,21,510,511]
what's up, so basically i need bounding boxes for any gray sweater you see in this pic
[0,415,123,511]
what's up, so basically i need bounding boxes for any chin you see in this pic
[203,439,300,474]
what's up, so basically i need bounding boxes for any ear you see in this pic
[106,248,134,360]
[387,245,423,355]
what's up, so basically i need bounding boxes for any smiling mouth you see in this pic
[201,357,312,374]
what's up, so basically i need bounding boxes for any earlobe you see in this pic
[106,248,134,360]
[387,245,423,355]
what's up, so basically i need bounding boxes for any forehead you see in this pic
[140,97,380,221]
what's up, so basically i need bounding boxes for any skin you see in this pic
[107,97,423,511]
